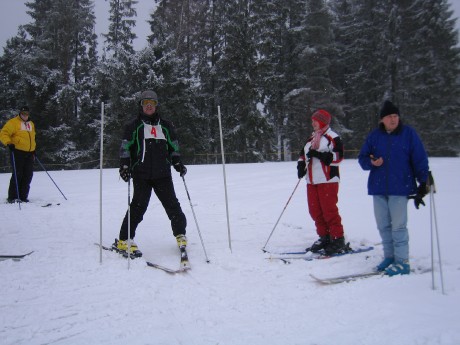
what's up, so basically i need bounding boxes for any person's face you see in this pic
[380,114,399,132]
[141,99,157,116]
[312,119,321,131]
[19,111,29,121]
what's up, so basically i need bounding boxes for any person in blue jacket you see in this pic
[358,100,429,276]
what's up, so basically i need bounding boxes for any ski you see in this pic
[95,243,189,274]
[265,244,376,256]
[263,249,308,255]
[146,261,184,274]
[310,266,432,284]
[267,246,374,263]
[310,271,382,284]
[42,203,61,207]
[0,251,34,261]
[179,247,191,270]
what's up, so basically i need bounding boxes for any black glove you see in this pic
[408,182,427,209]
[297,160,306,179]
[172,156,187,177]
[7,144,15,151]
[119,164,130,182]
[307,149,333,166]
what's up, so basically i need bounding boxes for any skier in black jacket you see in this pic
[112,90,188,257]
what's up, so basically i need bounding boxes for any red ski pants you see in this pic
[307,182,344,239]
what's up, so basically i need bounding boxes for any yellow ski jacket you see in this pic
[0,116,36,152]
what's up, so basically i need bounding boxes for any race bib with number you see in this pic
[21,122,33,132]
[144,124,166,140]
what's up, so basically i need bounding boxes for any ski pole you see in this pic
[428,171,445,294]
[217,105,232,252]
[262,178,302,252]
[10,150,21,210]
[35,156,67,200]
[182,176,210,263]
[99,102,104,264]
[127,175,131,270]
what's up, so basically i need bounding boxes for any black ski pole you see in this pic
[34,156,67,200]
[127,175,131,269]
[262,178,302,252]
[182,176,210,263]
[10,150,21,210]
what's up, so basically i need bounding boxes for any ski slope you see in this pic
[1,158,459,345]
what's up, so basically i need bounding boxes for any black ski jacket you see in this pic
[120,112,181,180]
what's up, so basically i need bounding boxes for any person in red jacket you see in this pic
[297,109,347,255]
[0,106,36,203]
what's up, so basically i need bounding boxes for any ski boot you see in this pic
[308,235,330,253]
[324,237,350,255]
[385,261,410,276]
[376,257,394,272]
[112,239,142,258]
[176,234,187,249]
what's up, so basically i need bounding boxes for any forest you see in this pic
[0,0,459,171]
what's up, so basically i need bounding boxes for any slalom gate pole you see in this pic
[262,178,302,252]
[127,176,131,270]
[182,176,210,263]
[99,102,104,263]
[35,156,67,200]
[428,171,445,294]
[217,105,232,253]
[10,150,21,210]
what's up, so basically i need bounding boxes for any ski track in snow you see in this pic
[1,159,459,345]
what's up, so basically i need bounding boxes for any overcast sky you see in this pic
[0,0,459,52]
[0,0,155,52]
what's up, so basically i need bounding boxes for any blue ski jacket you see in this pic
[358,123,429,196]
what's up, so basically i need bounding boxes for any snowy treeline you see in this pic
[0,0,459,171]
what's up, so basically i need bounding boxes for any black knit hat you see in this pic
[20,106,30,112]
[379,100,399,118]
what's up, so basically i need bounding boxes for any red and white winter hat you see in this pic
[312,109,331,128]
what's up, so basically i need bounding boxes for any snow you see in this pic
[1,158,459,345]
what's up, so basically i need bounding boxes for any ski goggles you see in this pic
[141,99,158,107]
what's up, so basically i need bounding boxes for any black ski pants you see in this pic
[8,150,34,201]
[119,176,187,240]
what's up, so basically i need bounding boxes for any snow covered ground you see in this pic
[1,158,459,345]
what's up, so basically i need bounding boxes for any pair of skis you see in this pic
[96,243,190,274]
[266,245,383,284]
[266,246,374,263]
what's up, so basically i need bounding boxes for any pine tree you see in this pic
[146,0,213,162]
[283,0,344,154]
[0,28,30,110]
[17,0,99,165]
[331,0,391,151]
[103,0,138,56]
[395,0,460,155]
[252,0,306,161]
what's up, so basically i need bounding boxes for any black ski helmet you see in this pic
[140,90,158,104]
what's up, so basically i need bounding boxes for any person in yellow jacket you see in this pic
[0,106,36,203]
